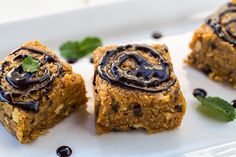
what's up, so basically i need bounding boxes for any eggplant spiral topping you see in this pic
[207,3,236,45]
[96,44,175,92]
[0,47,62,112]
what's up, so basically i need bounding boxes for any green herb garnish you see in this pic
[60,37,102,59]
[22,56,41,73]
[196,96,236,122]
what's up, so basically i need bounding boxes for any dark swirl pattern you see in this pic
[96,44,176,92]
[207,2,236,45]
[0,47,63,112]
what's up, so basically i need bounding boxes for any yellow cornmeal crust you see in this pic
[0,41,87,143]
[93,44,186,134]
[185,23,236,88]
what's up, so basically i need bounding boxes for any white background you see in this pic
[0,0,123,24]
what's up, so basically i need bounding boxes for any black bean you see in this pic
[56,146,72,157]
[175,105,182,112]
[231,100,236,108]
[152,31,162,39]
[203,66,212,75]
[90,57,94,64]
[210,42,217,49]
[193,88,207,98]
[111,101,119,112]
[133,104,142,116]
[66,58,78,64]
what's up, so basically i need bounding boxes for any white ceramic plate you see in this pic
[1,0,235,157]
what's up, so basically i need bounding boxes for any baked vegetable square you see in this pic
[185,1,236,87]
[93,44,186,134]
[0,41,87,143]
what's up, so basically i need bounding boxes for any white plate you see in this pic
[0,0,235,157]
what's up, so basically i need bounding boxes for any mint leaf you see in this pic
[79,37,102,55]
[22,56,41,73]
[60,41,80,59]
[60,37,102,60]
[196,96,236,121]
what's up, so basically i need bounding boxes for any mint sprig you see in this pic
[22,56,41,73]
[60,37,102,60]
[196,96,236,122]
